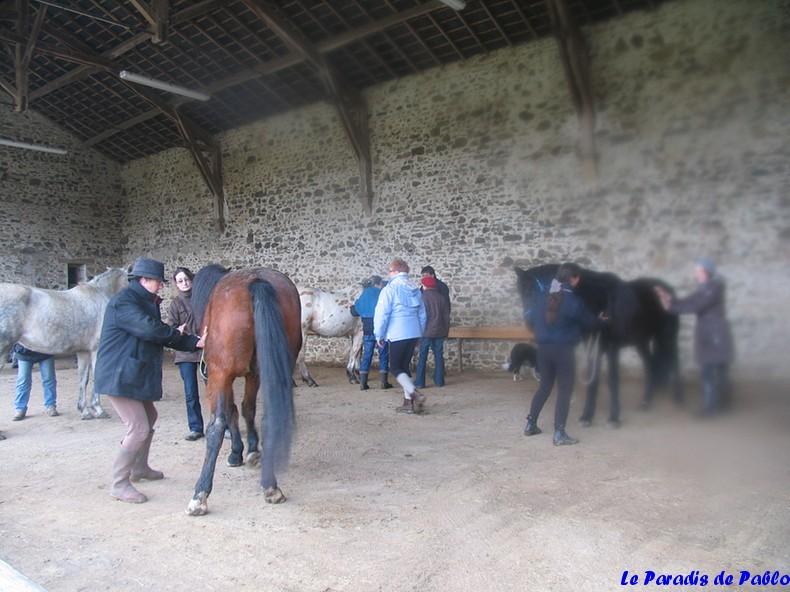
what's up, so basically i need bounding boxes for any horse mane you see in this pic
[193,264,230,326]
[87,268,127,292]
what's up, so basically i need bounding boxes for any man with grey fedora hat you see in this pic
[95,256,205,503]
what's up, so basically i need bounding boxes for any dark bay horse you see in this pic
[514,264,682,425]
[186,264,302,516]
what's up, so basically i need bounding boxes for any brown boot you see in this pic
[130,430,164,482]
[111,447,148,503]
[395,398,414,414]
[412,390,427,414]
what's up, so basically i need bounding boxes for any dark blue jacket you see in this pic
[94,280,199,401]
[352,286,382,336]
[13,344,53,363]
[526,286,599,346]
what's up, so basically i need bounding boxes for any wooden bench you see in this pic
[446,325,534,372]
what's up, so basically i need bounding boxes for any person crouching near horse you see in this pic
[655,257,734,416]
[167,266,206,441]
[94,258,205,504]
[11,344,59,421]
[351,275,393,391]
[374,258,427,414]
[524,262,602,446]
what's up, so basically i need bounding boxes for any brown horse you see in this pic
[186,265,302,516]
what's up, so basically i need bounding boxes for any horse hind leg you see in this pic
[296,331,319,387]
[226,401,245,467]
[76,353,94,420]
[242,374,261,467]
[187,384,231,516]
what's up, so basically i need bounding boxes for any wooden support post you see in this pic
[240,0,374,212]
[547,0,598,177]
[13,0,28,112]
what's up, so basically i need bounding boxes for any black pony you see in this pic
[514,264,683,425]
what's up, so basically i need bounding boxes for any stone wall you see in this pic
[0,104,124,287]
[101,0,790,378]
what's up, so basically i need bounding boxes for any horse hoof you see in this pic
[264,487,286,504]
[93,410,110,419]
[579,419,592,428]
[227,455,244,467]
[246,451,260,467]
[80,413,95,421]
[186,492,208,516]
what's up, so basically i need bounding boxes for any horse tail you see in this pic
[250,279,295,476]
[192,264,230,327]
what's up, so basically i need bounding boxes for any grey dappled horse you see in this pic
[0,268,128,419]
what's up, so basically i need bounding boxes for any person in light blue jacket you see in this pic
[374,258,427,414]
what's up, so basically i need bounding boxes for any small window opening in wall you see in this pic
[67,263,87,289]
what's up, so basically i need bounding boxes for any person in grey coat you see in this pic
[656,257,734,416]
[94,257,204,503]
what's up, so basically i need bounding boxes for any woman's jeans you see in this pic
[701,363,730,412]
[178,362,204,433]
[15,358,57,411]
[360,334,389,374]
[415,337,445,387]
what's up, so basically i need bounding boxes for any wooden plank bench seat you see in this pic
[446,325,534,372]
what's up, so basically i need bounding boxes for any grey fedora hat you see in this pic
[129,257,167,282]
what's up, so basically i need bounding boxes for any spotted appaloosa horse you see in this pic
[0,268,128,419]
[186,264,301,516]
[296,286,363,387]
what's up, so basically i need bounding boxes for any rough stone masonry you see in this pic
[1,0,788,379]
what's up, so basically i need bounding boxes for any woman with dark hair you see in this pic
[167,266,205,441]
[523,262,600,446]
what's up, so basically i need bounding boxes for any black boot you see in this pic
[359,372,369,391]
[380,373,393,389]
[523,415,542,436]
[553,427,579,446]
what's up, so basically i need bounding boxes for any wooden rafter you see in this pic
[28,1,221,102]
[79,2,446,149]
[129,0,156,28]
[0,75,16,98]
[152,0,169,44]
[13,0,28,112]
[240,0,375,211]
[547,0,597,177]
[0,22,226,229]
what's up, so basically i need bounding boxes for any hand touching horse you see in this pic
[186,264,302,516]
[0,268,128,419]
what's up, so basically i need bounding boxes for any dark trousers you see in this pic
[360,334,389,374]
[529,343,576,430]
[415,337,445,387]
[178,362,204,433]
[388,338,419,378]
[701,363,730,412]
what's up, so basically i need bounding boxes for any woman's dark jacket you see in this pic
[13,344,52,363]
[670,276,734,365]
[422,288,451,338]
[167,291,202,364]
[526,286,599,346]
[94,280,199,401]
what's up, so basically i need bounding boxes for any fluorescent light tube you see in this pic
[438,0,466,10]
[119,70,211,102]
[0,138,68,155]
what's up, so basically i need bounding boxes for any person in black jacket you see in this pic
[94,257,204,504]
[523,263,602,446]
[12,344,58,421]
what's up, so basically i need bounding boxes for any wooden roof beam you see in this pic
[239,0,374,212]
[29,0,222,101]
[80,2,446,150]
[13,0,27,112]
[547,0,597,177]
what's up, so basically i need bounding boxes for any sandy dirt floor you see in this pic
[0,361,788,592]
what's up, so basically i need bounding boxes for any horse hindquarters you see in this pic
[250,280,295,503]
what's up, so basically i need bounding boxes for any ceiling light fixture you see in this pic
[438,0,466,10]
[0,137,68,155]
[119,70,212,102]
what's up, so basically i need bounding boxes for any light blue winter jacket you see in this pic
[374,273,426,342]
